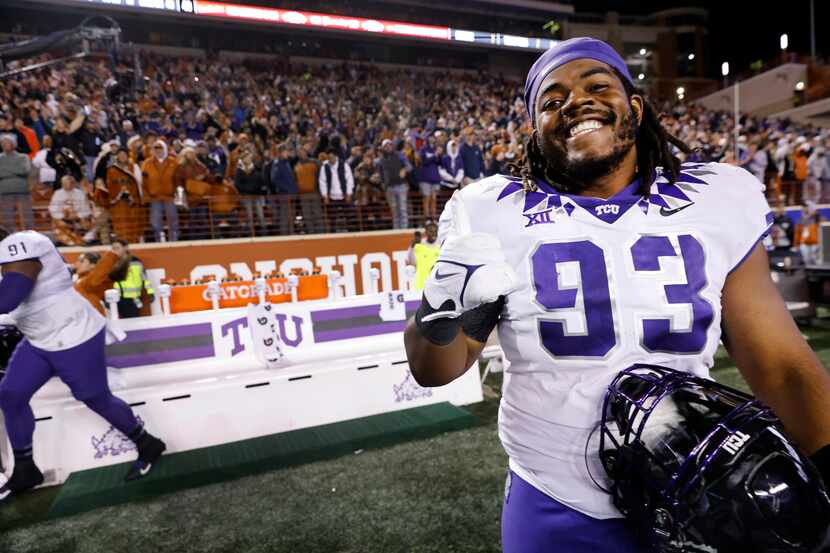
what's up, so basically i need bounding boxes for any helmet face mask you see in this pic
[599,364,830,552]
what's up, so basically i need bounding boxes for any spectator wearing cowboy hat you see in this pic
[141,140,179,242]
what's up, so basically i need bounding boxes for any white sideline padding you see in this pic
[0,291,483,486]
[480,344,505,385]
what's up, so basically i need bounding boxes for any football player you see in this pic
[405,37,830,552]
[0,226,166,502]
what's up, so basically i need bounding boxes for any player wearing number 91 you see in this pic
[0,226,166,503]
[405,37,830,553]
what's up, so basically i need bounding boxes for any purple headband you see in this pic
[524,37,634,127]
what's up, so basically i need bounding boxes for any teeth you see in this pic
[570,120,604,137]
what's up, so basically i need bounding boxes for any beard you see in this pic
[538,108,638,193]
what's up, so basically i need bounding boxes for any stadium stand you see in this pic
[2,41,828,246]
[0,1,828,248]
[2,3,830,553]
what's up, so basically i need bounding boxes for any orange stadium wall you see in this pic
[62,230,415,297]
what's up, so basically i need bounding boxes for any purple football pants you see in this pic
[502,470,647,553]
[0,329,139,450]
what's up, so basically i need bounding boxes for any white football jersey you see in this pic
[440,162,772,519]
[0,231,105,351]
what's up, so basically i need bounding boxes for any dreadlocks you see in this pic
[510,70,692,196]
[0,225,9,242]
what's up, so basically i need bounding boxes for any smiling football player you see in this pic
[405,37,830,552]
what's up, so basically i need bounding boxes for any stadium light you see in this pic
[721,62,730,77]
[795,81,805,91]
[639,48,647,56]
[454,30,475,42]
[780,33,788,51]
[637,73,645,80]
[54,0,560,51]
[688,53,695,61]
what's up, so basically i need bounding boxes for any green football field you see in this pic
[2,326,830,553]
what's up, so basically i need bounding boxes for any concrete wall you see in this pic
[564,22,662,46]
[695,63,807,115]
[770,97,830,128]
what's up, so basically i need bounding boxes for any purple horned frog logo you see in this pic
[91,416,144,459]
[393,372,433,403]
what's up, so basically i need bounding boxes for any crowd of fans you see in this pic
[0,51,829,251]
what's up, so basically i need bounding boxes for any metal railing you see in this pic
[1,188,455,244]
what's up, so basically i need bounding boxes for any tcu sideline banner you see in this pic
[62,230,415,297]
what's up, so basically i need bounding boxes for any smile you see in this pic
[569,120,606,138]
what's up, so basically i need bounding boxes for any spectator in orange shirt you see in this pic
[226,133,251,179]
[794,204,821,265]
[294,146,323,233]
[175,147,210,239]
[127,135,143,166]
[140,131,159,164]
[13,118,39,160]
[141,140,179,241]
[793,143,810,207]
[105,148,145,244]
[74,249,128,316]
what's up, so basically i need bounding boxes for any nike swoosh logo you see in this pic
[140,464,152,476]
[659,203,694,216]
[434,270,460,281]
[0,489,11,500]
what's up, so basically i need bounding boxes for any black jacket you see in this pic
[234,166,265,195]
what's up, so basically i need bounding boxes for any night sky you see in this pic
[570,0,827,78]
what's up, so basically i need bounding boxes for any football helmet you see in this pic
[598,364,830,553]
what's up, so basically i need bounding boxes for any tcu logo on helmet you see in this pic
[600,365,830,552]
[595,204,620,216]
[722,430,751,455]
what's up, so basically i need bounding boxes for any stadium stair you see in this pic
[47,402,478,519]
